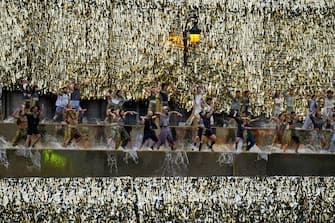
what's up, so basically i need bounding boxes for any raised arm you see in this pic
[12,107,22,119]
[170,111,183,117]
[271,116,279,124]
[123,111,137,118]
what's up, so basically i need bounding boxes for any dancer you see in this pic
[113,109,137,150]
[185,86,204,150]
[302,94,318,129]
[310,110,327,150]
[155,106,182,150]
[192,117,204,150]
[63,105,82,147]
[11,105,28,147]
[186,86,204,126]
[233,111,258,151]
[25,106,42,148]
[271,112,289,151]
[198,98,216,151]
[288,111,301,153]
[139,111,158,150]
[104,108,118,148]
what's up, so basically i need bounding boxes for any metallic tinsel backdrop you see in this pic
[0,0,334,115]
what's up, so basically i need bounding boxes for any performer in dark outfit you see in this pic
[198,98,216,151]
[114,109,137,150]
[288,111,301,153]
[25,106,42,148]
[139,111,158,149]
[310,111,327,149]
[233,111,257,151]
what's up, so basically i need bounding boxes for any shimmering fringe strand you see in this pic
[0,177,334,222]
[0,0,334,115]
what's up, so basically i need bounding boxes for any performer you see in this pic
[310,110,327,150]
[288,111,301,153]
[155,106,182,150]
[198,97,216,151]
[191,117,204,150]
[302,94,318,129]
[63,105,82,147]
[185,86,204,150]
[113,109,137,150]
[104,108,118,148]
[233,111,258,151]
[25,106,42,148]
[271,112,289,151]
[186,86,204,126]
[139,111,158,150]
[11,105,28,147]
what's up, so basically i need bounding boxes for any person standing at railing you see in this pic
[273,91,284,118]
[159,82,176,108]
[21,80,32,110]
[227,89,242,116]
[53,87,70,122]
[110,89,127,110]
[285,87,296,113]
[321,89,334,129]
[69,83,81,111]
[241,90,253,116]
[145,87,159,113]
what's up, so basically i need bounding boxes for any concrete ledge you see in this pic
[1,149,335,177]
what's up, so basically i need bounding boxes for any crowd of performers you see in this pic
[8,80,335,152]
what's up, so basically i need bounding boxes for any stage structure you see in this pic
[0,122,334,177]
